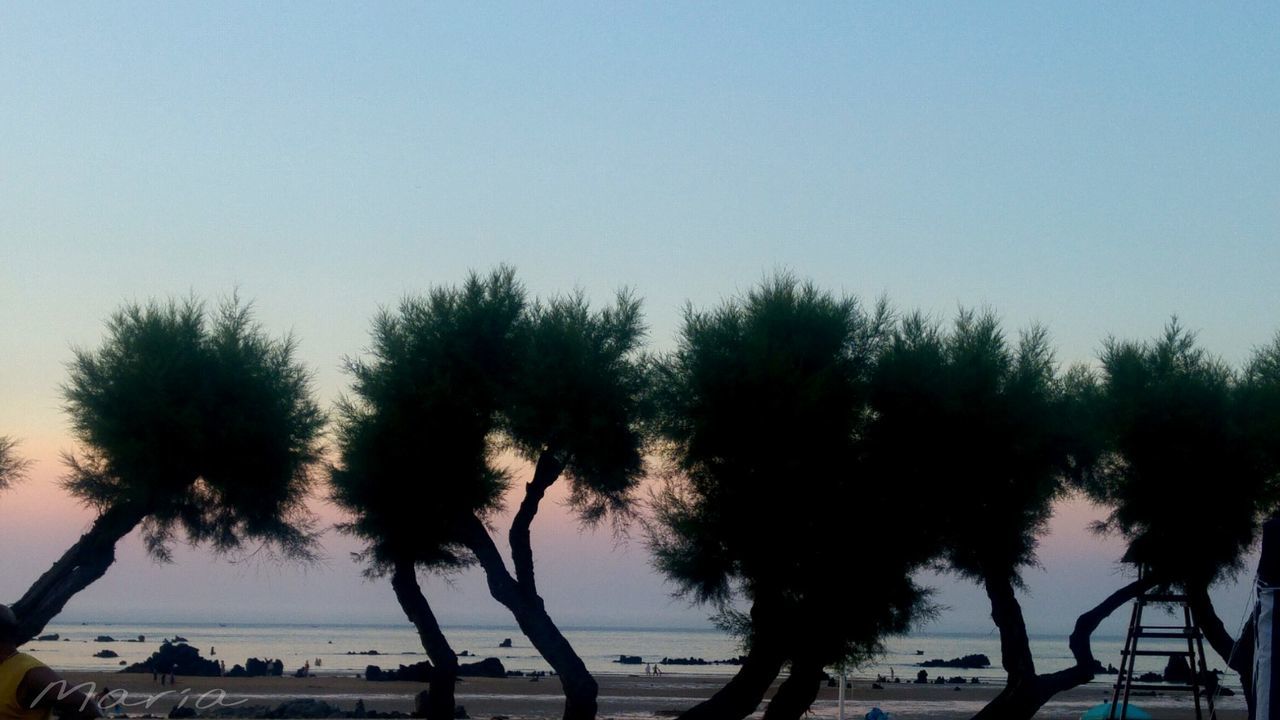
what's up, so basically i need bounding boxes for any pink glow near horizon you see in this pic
[3,440,1256,635]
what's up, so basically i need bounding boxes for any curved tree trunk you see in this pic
[971,576,1156,720]
[676,606,786,720]
[509,452,563,591]
[1187,585,1255,719]
[11,502,145,643]
[972,572,1038,717]
[761,657,826,720]
[390,560,458,720]
[462,513,598,720]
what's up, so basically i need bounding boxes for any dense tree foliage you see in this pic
[9,298,324,643]
[329,270,524,720]
[330,269,648,720]
[462,288,650,720]
[866,311,1109,719]
[6,275,1279,720]
[651,277,929,720]
[1082,324,1280,715]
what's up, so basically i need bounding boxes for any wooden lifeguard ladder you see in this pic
[1108,579,1218,719]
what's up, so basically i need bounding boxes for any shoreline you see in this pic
[59,671,1248,719]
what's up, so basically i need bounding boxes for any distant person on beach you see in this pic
[167,664,176,686]
[0,604,102,720]
[653,663,662,676]
[644,663,651,676]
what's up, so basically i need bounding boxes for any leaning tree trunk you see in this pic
[390,560,459,720]
[1188,585,1256,719]
[972,571,1040,718]
[761,656,826,720]
[971,575,1157,720]
[10,502,145,643]
[676,602,787,720]
[462,509,598,720]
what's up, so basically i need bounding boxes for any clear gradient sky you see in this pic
[1,3,1278,635]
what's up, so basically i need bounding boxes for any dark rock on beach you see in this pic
[659,656,746,666]
[458,658,504,678]
[94,650,119,659]
[919,654,991,669]
[367,662,429,683]
[366,658,506,682]
[225,658,285,678]
[120,641,221,677]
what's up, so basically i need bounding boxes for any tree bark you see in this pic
[10,502,145,644]
[509,451,563,594]
[971,576,1156,720]
[390,560,458,720]
[1188,585,1255,718]
[974,572,1038,716]
[461,514,598,720]
[761,657,826,720]
[676,604,786,720]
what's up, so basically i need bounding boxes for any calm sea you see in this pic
[25,621,1244,694]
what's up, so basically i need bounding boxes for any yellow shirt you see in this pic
[0,653,53,720]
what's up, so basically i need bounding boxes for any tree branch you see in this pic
[509,450,564,596]
[10,502,146,643]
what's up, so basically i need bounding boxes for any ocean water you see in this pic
[24,621,1244,694]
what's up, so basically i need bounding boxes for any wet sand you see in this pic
[62,671,1247,719]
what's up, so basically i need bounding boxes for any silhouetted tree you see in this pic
[1083,324,1280,717]
[0,437,30,492]
[8,298,323,643]
[867,310,1126,720]
[461,288,649,720]
[651,278,930,720]
[329,270,524,720]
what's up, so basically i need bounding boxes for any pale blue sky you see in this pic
[1,3,1277,634]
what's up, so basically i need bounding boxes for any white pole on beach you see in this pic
[838,669,846,720]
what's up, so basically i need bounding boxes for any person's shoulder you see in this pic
[10,653,49,672]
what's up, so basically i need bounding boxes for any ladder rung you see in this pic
[1122,650,1193,656]
[1134,630,1199,639]
[1122,683,1199,692]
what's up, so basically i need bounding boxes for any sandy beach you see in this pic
[60,671,1247,719]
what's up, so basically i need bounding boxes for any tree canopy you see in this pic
[1084,322,1280,589]
[10,296,325,644]
[868,310,1074,586]
[330,269,525,570]
[651,277,929,719]
[61,297,324,561]
[502,290,649,524]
